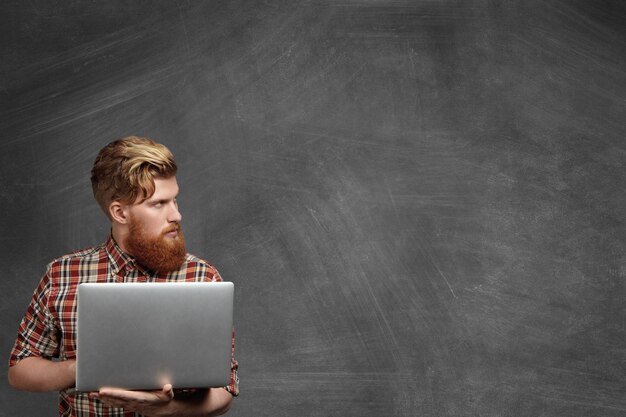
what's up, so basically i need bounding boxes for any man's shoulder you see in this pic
[183,253,215,269]
[180,253,222,282]
[47,243,107,268]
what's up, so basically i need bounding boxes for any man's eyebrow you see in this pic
[146,194,178,204]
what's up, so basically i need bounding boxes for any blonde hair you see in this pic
[91,136,177,218]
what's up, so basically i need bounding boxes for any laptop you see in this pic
[75,281,234,392]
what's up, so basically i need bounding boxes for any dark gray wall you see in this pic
[1,1,624,416]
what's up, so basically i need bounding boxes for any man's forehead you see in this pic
[143,177,179,202]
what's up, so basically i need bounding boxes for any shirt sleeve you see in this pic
[9,269,60,367]
[204,264,240,396]
[225,328,240,396]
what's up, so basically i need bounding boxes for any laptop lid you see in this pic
[75,281,234,392]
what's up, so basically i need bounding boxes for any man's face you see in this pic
[124,176,186,272]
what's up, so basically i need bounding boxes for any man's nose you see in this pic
[168,202,182,223]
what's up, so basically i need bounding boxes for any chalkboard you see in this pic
[1,1,624,416]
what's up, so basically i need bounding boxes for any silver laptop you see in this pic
[75,282,234,392]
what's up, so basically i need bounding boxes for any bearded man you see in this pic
[8,136,238,416]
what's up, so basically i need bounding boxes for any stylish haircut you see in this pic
[91,136,177,219]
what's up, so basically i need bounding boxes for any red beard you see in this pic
[126,216,187,273]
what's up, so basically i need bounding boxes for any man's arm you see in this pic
[93,385,233,417]
[8,357,76,392]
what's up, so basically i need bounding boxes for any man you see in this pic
[8,136,239,416]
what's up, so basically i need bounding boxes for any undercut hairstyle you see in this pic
[91,136,178,219]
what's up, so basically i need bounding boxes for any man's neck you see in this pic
[111,224,131,255]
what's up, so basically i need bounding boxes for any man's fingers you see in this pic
[162,383,174,400]
[95,386,172,403]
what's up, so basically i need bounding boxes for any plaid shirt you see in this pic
[9,236,239,416]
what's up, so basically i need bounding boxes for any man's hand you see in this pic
[90,384,175,416]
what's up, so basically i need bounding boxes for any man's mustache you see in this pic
[162,223,182,235]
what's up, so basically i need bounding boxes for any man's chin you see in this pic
[126,234,187,273]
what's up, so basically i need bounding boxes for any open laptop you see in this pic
[75,281,234,392]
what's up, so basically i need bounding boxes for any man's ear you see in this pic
[109,201,129,224]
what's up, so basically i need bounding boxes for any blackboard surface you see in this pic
[1,1,624,416]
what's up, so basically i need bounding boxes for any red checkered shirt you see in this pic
[9,236,239,416]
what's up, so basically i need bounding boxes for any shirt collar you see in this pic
[105,234,159,278]
[105,235,136,276]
